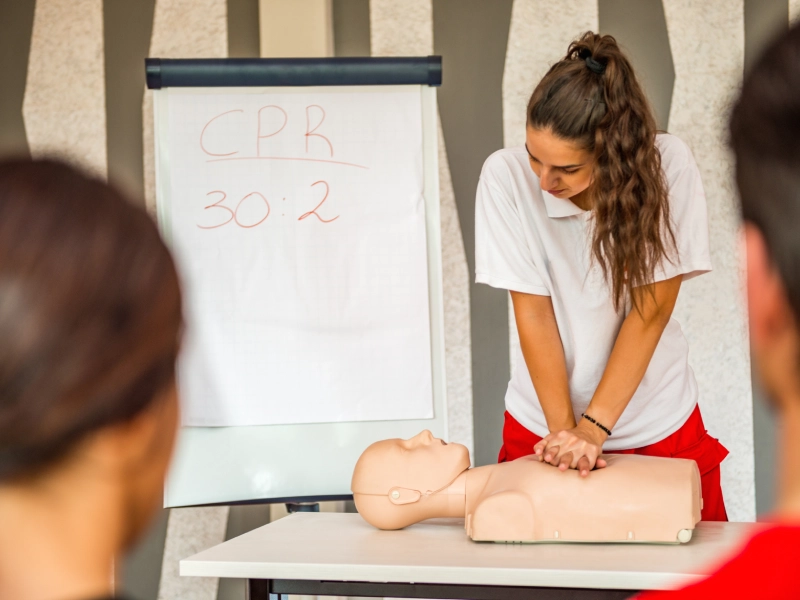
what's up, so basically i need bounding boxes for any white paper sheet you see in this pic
[163,87,433,426]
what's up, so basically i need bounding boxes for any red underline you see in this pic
[205,156,369,169]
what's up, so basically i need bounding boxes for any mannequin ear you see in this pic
[388,487,422,505]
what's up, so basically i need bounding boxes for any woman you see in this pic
[475,32,728,520]
[0,159,182,599]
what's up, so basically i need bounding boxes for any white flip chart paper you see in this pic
[163,87,433,426]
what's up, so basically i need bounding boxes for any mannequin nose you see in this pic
[408,430,434,447]
[406,430,438,449]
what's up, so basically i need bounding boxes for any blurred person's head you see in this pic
[730,23,800,520]
[0,159,182,598]
[730,25,800,412]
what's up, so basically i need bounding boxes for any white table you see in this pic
[181,513,759,599]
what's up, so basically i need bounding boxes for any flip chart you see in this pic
[162,86,433,426]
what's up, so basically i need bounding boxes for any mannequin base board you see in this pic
[480,527,693,545]
[486,540,683,545]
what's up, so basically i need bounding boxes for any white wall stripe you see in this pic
[370,0,433,57]
[22,0,107,177]
[663,0,754,522]
[158,507,230,600]
[370,0,475,455]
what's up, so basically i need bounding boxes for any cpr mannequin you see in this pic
[351,430,701,544]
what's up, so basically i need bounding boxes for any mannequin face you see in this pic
[352,430,470,495]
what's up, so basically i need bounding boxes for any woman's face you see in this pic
[525,126,595,201]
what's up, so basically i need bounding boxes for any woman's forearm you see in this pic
[584,276,683,434]
[584,310,670,431]
[511,291,576,431]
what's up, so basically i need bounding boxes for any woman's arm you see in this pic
[511,291,576,432]
[534,274,683,475]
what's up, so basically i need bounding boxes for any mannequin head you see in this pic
[351,430,470,529]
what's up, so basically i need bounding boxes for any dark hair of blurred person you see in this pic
[0,159,182,600]
[638,22,800,600]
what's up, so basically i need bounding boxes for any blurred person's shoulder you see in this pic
[636,525,800,598]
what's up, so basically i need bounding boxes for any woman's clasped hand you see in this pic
[533,421,609,477]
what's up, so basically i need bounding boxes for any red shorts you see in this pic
[498,404,729,521]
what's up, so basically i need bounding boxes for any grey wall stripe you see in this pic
[598,0,674,131]
[227,0,260,58]
[330,0,367,518]
[745,0,789,72]
[334,0,371,56]
[120,509,170,600]
[433,0,514,467]
[103,16,164,600]
[0,0,36,158]
[103,0,156,203]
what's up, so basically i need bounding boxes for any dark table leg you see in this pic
[246,578,276,600]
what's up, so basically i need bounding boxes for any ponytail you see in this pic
[527,32,675,312]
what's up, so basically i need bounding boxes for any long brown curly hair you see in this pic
[527,32,676,312]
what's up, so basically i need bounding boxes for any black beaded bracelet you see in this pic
[581,413,612,437]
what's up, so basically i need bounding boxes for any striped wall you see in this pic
[0,1,790,598]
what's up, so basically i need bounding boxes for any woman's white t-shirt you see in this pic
[475,133,711,451]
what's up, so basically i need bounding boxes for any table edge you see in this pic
[179,558,704,591]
